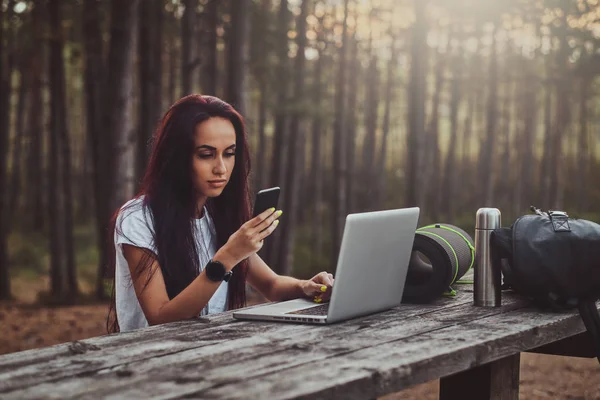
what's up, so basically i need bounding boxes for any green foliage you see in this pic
[73,224,100,289]
[8,230,48,277]
[8,223,100,294]
[103,278,114,299]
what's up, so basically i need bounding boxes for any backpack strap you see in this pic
[577,298,600,363]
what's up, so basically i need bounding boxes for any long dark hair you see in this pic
[107,95,252,333]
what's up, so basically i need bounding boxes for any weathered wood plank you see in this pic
[188,307,586,400]
[1,295,525,399]
[0,291,475,393]
[439,353,520,400]
[0,300,287,371]
[0,290,472,372]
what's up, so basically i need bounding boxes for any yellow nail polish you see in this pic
[269,207,275,212]
[314,297,322,303]
[273,220,280,226]
[276,210,283,217]
[320,286,327,293]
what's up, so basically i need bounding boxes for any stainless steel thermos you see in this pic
[474,208,502,307]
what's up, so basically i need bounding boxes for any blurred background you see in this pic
[1,0,600,397]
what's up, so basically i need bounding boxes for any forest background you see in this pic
[1,0,600,398]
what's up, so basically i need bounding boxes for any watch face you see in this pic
[206,261,226,282]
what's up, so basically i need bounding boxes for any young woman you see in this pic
[107,95,334,333]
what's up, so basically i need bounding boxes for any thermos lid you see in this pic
[476,207,501,230]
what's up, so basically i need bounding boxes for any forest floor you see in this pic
[1,277,599,399]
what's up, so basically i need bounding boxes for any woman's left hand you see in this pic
[300,271,335,303]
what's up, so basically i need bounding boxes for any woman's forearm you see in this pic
[153,270,222,324]
[267,275,306,302]
[151,246,240,325]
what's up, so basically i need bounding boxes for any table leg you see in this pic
[439,353,520,400]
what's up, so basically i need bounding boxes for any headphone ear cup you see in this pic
[403,234,454,303]
[407,251,434,283]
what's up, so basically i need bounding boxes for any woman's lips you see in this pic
[208,180,227,188]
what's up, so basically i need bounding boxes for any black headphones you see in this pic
[402,224,474,303]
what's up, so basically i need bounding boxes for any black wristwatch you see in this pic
[205,259,233,282]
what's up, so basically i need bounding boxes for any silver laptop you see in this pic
[233,207,420,324]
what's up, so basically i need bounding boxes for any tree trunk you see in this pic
[406,0,427,208]
[83,0,109,300]
[345,34,359,214]
[181,0,195,95]
[441,38,462,220]
[168,9,178,105]
[458,32,481,215]
[514,66,536,216]
[478,26,498,207]
[255,83,268,188]
[49,0,77,300]
[8,51,28,223]
[497,60,512,208]
[277,0,310,275]
[331,0,349,259]
[309,16,326,269]
[361,40,380,212]
[268,0,290,190]
[255,84,269,190]
[252,0,272,192]
[540,62,553,206]
[106,0,139,213]
[549,15,570,209]
[576,76,589,212]
[137,0,163,185]
[0,0,16,301]
[27,1,45,232]
[424,28,450,219]
[59,67,77,298]
[374,32,397,211]
[264,0,290,271]
[204,0,219,95]
[226,0,250,116]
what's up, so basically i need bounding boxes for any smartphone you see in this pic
[252,187,280,218]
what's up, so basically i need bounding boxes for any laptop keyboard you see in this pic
[286,303,330,316]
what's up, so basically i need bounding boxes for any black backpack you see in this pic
[490,206,600,363]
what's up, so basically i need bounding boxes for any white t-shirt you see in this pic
[114,196,229,332]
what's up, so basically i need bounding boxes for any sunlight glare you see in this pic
[541,35,553,54]
[314,2,326,18]
[427,31,439,49]
[307,14,318,27]
[465,37,479,53]
[14,1,26,13]
[305,47,319,61]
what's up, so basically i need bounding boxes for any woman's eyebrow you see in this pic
[195,144,236,151]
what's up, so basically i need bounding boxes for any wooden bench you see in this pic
[0,286,596,399]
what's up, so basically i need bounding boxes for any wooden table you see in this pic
[0,286,596,400]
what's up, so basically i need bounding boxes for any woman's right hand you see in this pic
[219,208,282,268]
